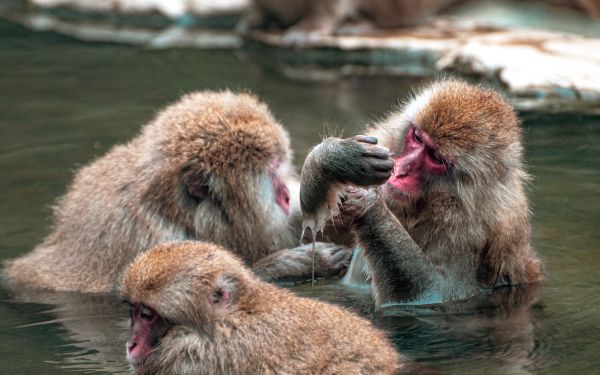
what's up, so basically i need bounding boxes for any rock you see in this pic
[16,12,242,48]
[29,0,249,18]
[32,0,116,14]
[246,18,600,109]
[436,29,600,102]
[3,0,600,109]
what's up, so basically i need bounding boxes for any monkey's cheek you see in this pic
[276,194,290,216]
[273,176,291,215]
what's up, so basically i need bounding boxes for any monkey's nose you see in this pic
[127,340,137,353]
[392,164,409,178]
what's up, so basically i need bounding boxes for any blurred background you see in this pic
[0,0,599,374]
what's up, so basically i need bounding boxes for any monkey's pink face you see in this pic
[385,126,450,201]
[125,301,168,374]
[270,162,290,215]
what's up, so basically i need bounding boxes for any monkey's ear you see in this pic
[209,275,236,310]
[182,169,210,202]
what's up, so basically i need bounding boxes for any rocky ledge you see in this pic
[2,0,600,110]
[248,20,600,110]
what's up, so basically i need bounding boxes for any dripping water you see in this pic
[301,224,319,288]
[312,237,315,288]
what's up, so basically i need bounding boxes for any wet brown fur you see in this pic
[4,91,303,293]
[121,241,400,375]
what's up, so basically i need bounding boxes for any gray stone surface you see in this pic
[247,19,600,108]
[2,0,600,109]
[30,0,249,18]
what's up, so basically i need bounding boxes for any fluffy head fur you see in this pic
[122,241,257,328]
[142,91,290,175]
[121,241,400,374]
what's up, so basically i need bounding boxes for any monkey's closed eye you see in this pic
[140,305,155,320]
[430,151,445,165]
[413,128,423,144]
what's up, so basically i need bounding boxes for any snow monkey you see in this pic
[242,0,461,36]
[4,91,351,293]
[300,79,544,307]
[243,1,600,38]
[121,241,400,375]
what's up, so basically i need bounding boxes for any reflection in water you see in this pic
[1,279,545,375]
[292,281,546,374]
[0,285,129,373]
[0,17,599,375]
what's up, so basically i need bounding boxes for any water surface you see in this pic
[0,19,599,374]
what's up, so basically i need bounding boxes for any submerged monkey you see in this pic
[301,79,544,307]
[4,91,351,293]
[121,241,400,375]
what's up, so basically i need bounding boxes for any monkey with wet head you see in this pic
[4,91,351,293]
[301,79,544,307]
[121,241,401,375]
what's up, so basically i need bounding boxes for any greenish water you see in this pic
[1,19,599,374]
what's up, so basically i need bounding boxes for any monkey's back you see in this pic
[217,284,400,374]
[3,140,189,292]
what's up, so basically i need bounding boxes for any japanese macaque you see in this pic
[300,79,544,307]
[578,0,600,19]
[4,91,351,293]
[121,241,400,375]
[243,0,600,38]
[242,0,460,36]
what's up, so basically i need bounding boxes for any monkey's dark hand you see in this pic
[319,135,393,187]
[301,135,391,220]
[253,243,353,282]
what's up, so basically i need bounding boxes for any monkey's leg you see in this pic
[252,242,353,282]
[280,0,352,43]
[353,198,442,307]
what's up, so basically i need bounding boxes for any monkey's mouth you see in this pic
[128,356,150,375]
[127,326,171,375]
[384,183,414,202]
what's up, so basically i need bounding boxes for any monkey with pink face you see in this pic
[301,79,544,307]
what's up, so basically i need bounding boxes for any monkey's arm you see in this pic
[300,136,393,232]
[252,242,353,283]
[353,195,442,307]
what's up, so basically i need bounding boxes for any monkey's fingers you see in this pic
[360,144,391,159]
[350,162,392,186]
[314,244,353,276]
[329,246,353,271]
[371,171,393,184]
[353,135,379,144]
[364,157,394,172]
